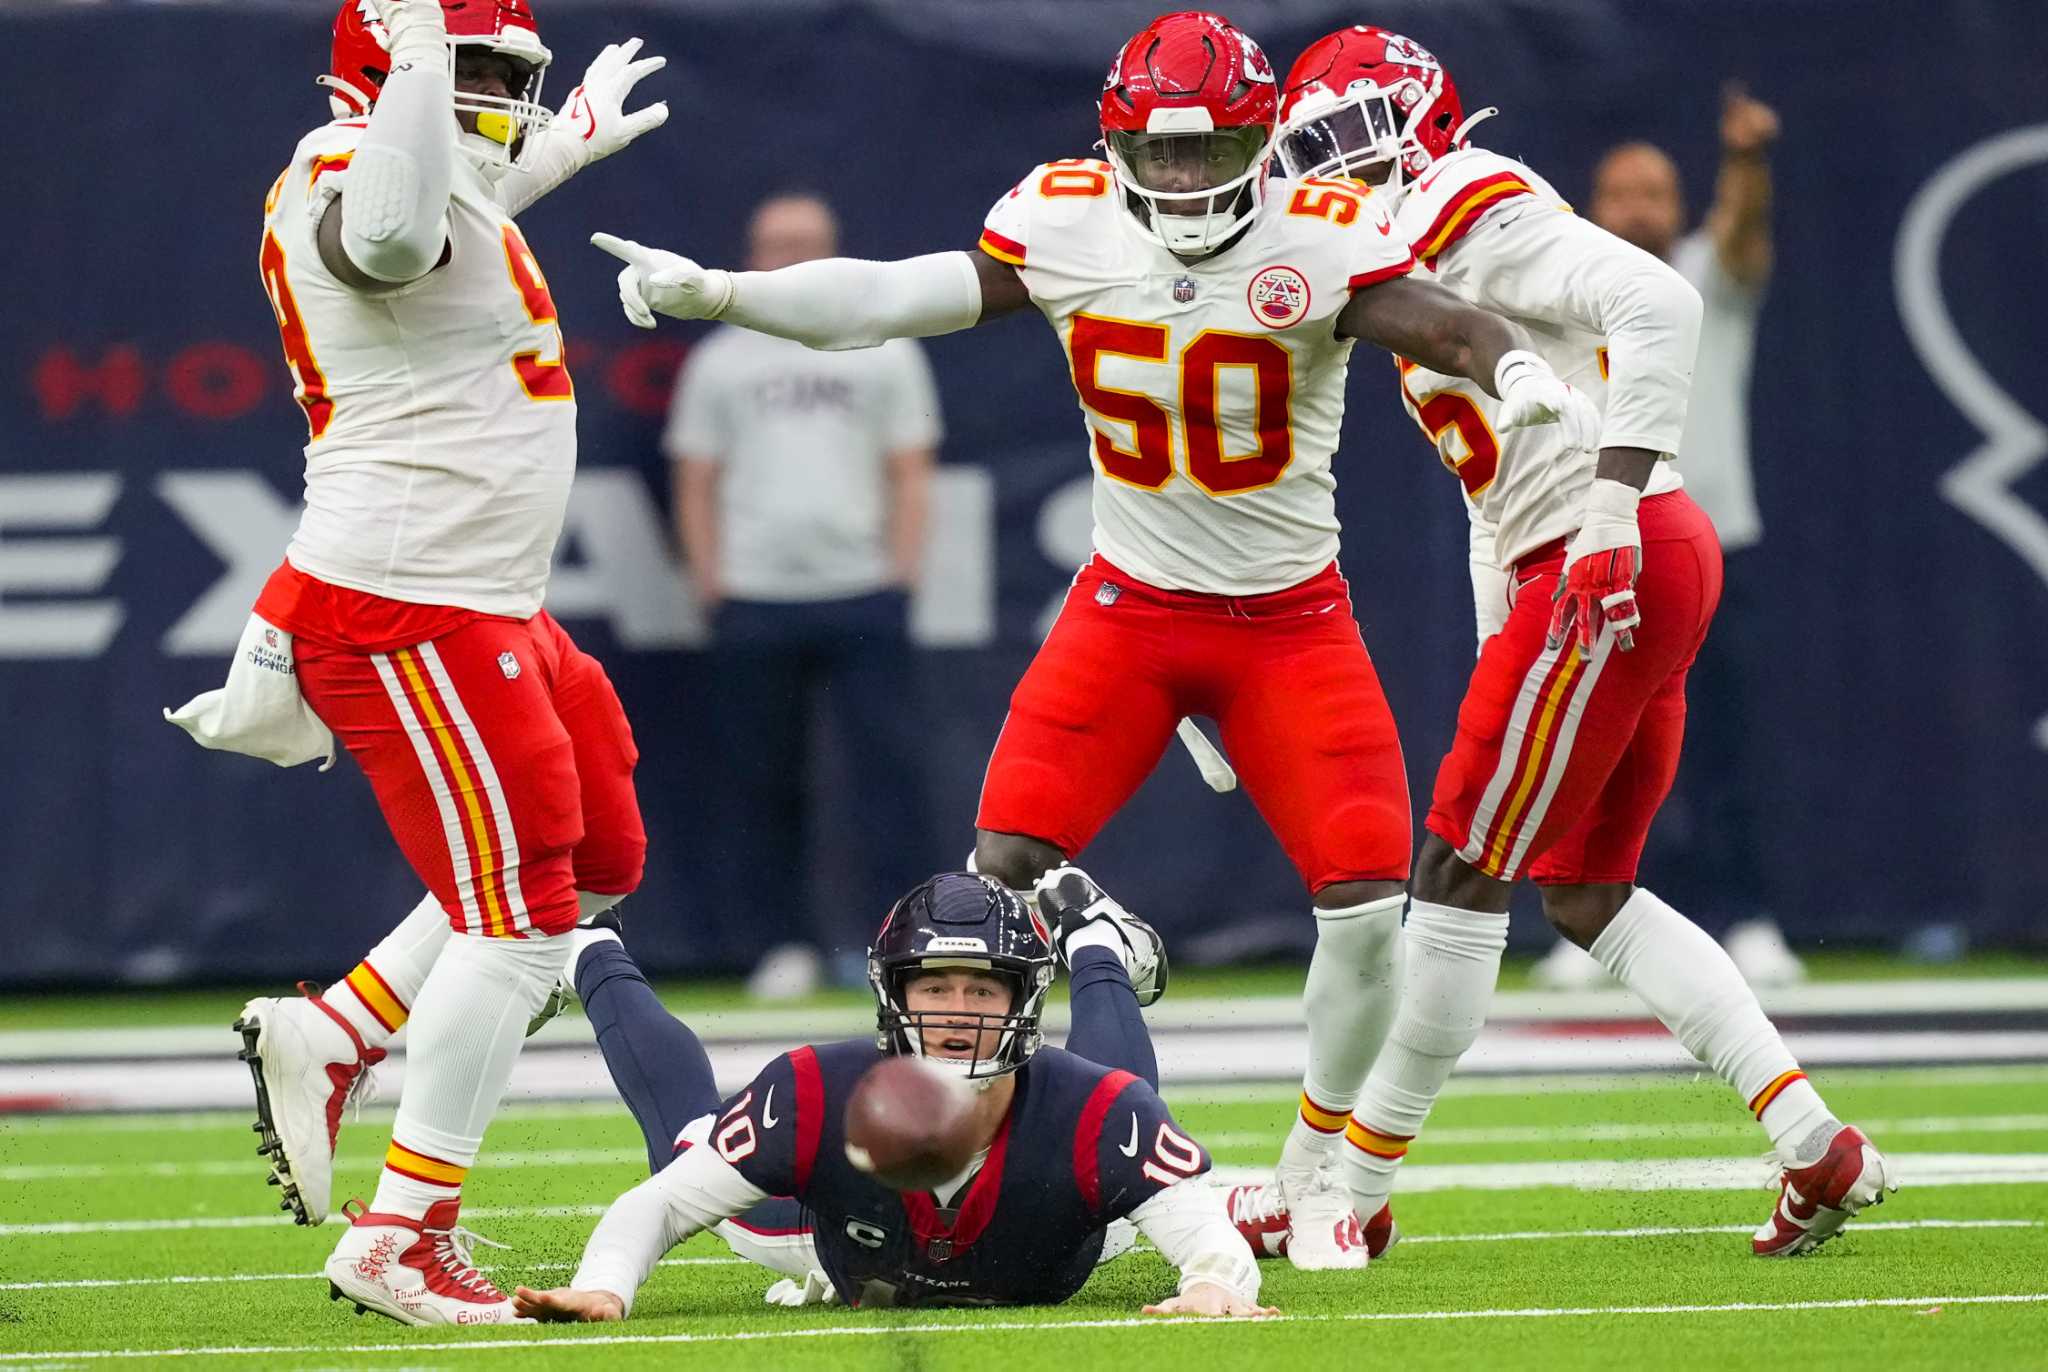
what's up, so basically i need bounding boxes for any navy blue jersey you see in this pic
[703,1040,1209,1308]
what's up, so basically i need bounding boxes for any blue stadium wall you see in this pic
[3,0,2045,982]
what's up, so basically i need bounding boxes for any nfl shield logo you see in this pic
[263,628,279,649]
[1172,275,1198,303]
[498,651,521,680]
[1096,582,1123,607]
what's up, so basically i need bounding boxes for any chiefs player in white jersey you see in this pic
[221,0,668,1324]
[590,10,1599,1269]
[1251,25,1893,1260]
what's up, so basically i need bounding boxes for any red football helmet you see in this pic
[1098,11,1280,257]
[322,0,553,167]
[1277,26,1494,200]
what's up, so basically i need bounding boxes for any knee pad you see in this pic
[1304,894,1405,1006]
[441,929,571,1018]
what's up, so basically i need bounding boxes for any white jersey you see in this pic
[980,160,1414,595]
[260,120,577,618]
[1389,150,1696,575]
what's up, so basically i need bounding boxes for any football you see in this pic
[843,1056,980,1192]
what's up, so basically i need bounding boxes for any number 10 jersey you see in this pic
[980,161,1414,596]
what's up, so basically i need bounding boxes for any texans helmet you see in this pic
[868,872,1055,1081]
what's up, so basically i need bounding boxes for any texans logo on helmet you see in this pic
[1248,266,1312,328]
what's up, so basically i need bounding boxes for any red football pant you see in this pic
[1427,491,1723,885]
[978,557,1410,893]
[295,611,645,937]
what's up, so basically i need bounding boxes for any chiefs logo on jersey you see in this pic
[1248,265,1312,328]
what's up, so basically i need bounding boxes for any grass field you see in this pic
[3,1058,2045,1369]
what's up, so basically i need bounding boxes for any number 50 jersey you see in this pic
[259,120,578,620]
[980,161,1415,596]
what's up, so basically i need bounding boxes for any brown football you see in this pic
[843,1056,980,1192]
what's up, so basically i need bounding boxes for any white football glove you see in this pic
[591,232,734,329]
[1494,349,1602,455]
[553,38,669,164]
[369,0,447,59]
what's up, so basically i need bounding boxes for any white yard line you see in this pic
[7,1147,2045,1236]
[1,1219,2035,1292]
[10,1064,2047,1135]
[15,1114,2048,1183]
[0,1293,2042,1360]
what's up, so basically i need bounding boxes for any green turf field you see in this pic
[2,1063,2044,1369]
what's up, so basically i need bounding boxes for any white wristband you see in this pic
[1493,348,1550,393]
[1582,476,1642,520]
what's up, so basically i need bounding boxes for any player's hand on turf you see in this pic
[512,1285,626,1322]
[590,233,735,329]
[557,38,669,163]
[1142,1282,1279,1318]
[1548,477,1643,655]
[1494,351,1602,455]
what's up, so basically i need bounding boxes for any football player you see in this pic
[512,869,1273,1317]
[216,0,668,1325]
[1250,25,1893,1258]
[588,8,1599,1269]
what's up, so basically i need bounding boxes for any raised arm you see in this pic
[1704,83,1778,289]
[315,0,454,290]
[589,236,1030,350]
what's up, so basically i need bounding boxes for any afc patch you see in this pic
[1248,264,1312,329]
[497,651,521,680]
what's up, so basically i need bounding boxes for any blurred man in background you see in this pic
[1533,83,1798,989]
[666,191,941,999]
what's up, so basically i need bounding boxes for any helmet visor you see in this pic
[1278,94,1400,182]
[1106,125,1270,204]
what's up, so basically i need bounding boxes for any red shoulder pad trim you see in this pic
[790,1046,824,1191]
[1348,255,1418,292]
[1072,1068,1140,1213]
[978,228,1027,267]
[1413,171,1536,261]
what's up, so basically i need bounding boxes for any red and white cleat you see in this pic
[1226,1180,1397,1269]
[325,1198,527,1326]
[1753,1124,1896,1257]
[233,987,382,1225]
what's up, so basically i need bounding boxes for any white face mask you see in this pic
[1104,124,1276,258]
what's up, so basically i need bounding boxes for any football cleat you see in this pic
[233,987,383,1226]
[1035,867,1168,1006]
[325,1197,527,1326]
[526,903,626,1035]
[1227,1179,1397,1269]
[1753,1124,1896,1257]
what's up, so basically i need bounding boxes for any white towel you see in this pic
[164,613,336,771]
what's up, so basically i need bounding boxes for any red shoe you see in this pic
[1753,1125,1895,1257]
[325,1198,526,1325]
[1227,1181,1397,1267]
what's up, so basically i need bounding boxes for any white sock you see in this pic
[568,924,624,983]
[368,931,569,1218]
[1590,888,1837,1164]
[1342,900,1508,1220]
[1063,919,1125,961]
[323,894,450,1050]
[1280,894,1405,1186]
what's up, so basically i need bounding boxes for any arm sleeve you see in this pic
[881,341,944,450]
[1452,207,1704,456]
[1127,1178,1260,1301]
[490,124,591,218]
[663,343,727,463]
[569,1139,770,1314]
[720,252,984,352]
[336,23,455,284]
